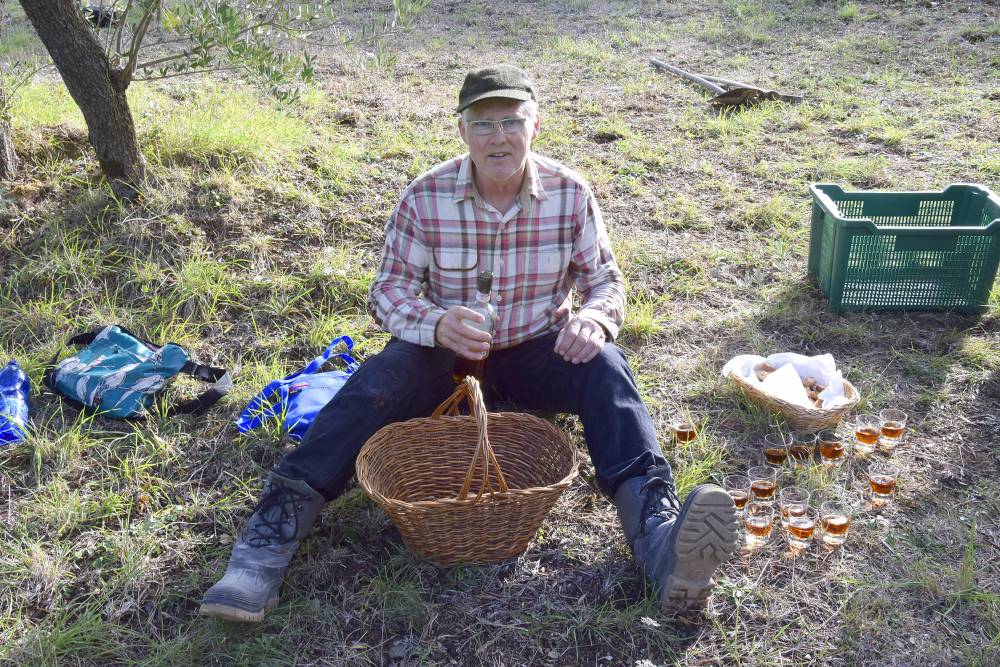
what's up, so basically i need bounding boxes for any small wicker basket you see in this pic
[729,372,860,432]
[355,376,579,565]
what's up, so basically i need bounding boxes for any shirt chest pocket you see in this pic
[434,248,478,272]
[538,249,567,275]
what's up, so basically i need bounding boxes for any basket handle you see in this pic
[431,376,510,502]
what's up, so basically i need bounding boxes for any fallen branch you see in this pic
[649,58,804,109]
[649,58,725,94]
[700,73,754,89]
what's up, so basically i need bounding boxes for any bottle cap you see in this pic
[477,271,494,294]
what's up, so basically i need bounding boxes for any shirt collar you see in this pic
[452,153,549,206]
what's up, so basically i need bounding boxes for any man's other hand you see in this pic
[554,315,605,364]
[435,306,493,359]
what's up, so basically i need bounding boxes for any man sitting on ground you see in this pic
[200,65,738,623]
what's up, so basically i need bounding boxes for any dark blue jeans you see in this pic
[276,333,665,499]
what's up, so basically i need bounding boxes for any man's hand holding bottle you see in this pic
[435,307,493,360]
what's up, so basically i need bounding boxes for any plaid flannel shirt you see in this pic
[368,152,625,350]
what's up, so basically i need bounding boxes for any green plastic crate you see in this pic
[808,183,1000,313]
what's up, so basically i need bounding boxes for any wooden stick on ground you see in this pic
[649,58,725,95]
[649,58,805,108]
[700,73,755,89]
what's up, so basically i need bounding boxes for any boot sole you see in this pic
[199,595,278,623]
[662,485,739,612]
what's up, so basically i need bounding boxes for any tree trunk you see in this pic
[0,118,16,180]
[0,0,17,179]
[19,0,145,198]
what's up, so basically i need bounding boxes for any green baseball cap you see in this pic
[457,65,537,113]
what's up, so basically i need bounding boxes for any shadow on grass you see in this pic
[181,483,705,665]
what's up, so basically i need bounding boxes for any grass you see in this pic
[838,3,860,22]
[1,0,999,665]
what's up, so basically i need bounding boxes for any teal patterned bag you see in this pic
[44,325,231,419]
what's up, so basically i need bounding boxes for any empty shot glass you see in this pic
[786,506,818,552]
[868,460,899,506]
[788,431,817,467]
[744,501,774,548]
[748,465,778,503]
[879,408,907,453]
[779,486,811,528]
[724,474,751,514]
[762,432,789,467]
[854,414,881,457]
[820,500,852,547]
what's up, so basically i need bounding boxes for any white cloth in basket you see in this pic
[721,352,851,409]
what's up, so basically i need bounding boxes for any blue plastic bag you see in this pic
[0,360,30,445]
[235,336,359,441]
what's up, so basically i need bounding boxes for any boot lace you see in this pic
[244,484,313,548]
[638,476,681,536]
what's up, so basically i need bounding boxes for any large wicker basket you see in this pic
[355,376,579,565]
[730,372,860,432]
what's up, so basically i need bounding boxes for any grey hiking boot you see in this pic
[615,464,738,611]
[200,472,324,622]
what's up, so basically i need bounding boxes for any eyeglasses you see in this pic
[466,117,528,136]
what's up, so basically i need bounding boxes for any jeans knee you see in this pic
[581,344,635,388]
[595,343,631,374]
[341,339,454,412]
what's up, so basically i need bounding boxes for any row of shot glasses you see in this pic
[724,450,903,552]
[762,408,908,467]
[723,469,854,551]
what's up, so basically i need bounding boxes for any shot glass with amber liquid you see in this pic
[748,465,777,503]
[787,506,818,552]
[820,500,852,547]
[671,419,698,444]
[763,432,789,467]
[744,501,774,548]
[788,431,817,467]
[868,460,898,507]
[853,414,881,457]
[818,429,846,465]
[724,474,751,515]
[879,409,907,454]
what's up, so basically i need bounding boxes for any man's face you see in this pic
[459,98,540,189]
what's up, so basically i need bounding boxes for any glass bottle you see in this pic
[452,271,496,384]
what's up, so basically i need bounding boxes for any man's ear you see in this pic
[530,110,541,140]
[458,116,469,146]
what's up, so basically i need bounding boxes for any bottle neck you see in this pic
[475,290,490,305]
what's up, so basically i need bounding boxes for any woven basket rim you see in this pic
[729,371,860,415]
[365,472,578,512]
[357,409,580,510]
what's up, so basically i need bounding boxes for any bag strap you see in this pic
[166,361,233,416]
[68,325,161,350]
[302,336,358,375]
[234,379,287,434]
